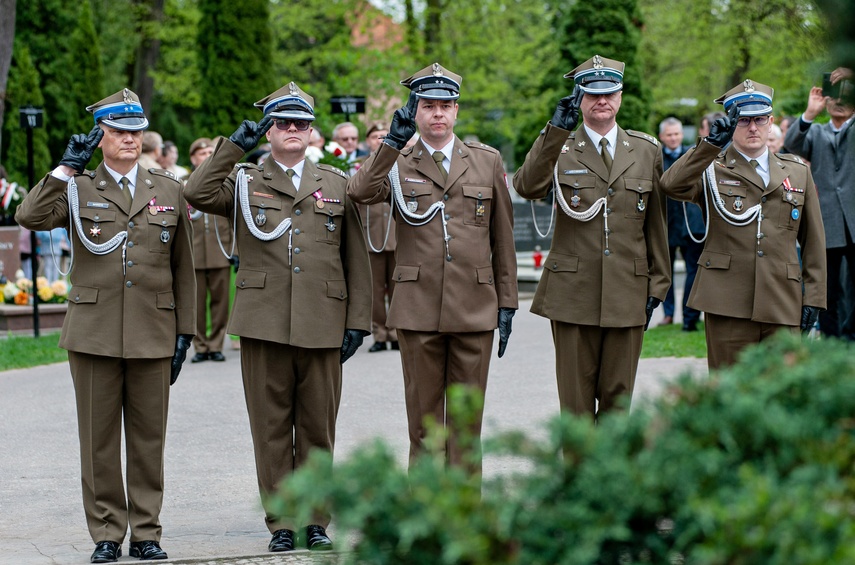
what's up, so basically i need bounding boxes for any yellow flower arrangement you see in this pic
[2,274,69,305]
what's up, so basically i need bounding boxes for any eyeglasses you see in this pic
[736,116,770,128]
[273,119,310,131]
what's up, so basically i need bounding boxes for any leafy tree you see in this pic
[2,46,51,185]
[196,0,274,138]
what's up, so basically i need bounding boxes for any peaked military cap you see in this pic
[714,79,774,116]
[254,82,315,121]
[86,88,149,131]
[401,63,462,100]
[565,55,625,95]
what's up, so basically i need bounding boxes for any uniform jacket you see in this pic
[513,123,670,327]
[660,141,827,324]
[183,138,371,348]
[783,117,855,249]
[190,210,233,270]
[359,201,397,254]
[15,164,196,358]
[347,137,518,333]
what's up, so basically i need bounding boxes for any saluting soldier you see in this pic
[186,137,233,363]
[183,82,372,553]
[347,63,518,474]
[15,89,195,563]
[661,80,826,369]
[513,55,670,421]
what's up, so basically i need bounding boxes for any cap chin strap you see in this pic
[387,161,450,258]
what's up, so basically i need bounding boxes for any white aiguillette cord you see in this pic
[685,161,763,244]
[387,161,450,257]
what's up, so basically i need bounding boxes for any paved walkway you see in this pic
[0,298,706,564]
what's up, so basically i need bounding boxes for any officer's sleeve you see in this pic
[490,152,519,310]
[171,189,197,335]
[644,149,671,301]
[659,141,719,204]
[341,192,372,333]
[346,143,397,205]
[798,170,827,310]
[512,122,570,200]
[15,174,72,231]
[183,137,242,217]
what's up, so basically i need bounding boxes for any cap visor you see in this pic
[414,88,459,100]
[733,102,772,117]
[579,82,623,95]
[100,117,149,131]
[268,110,315,121]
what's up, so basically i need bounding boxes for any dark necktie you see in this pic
[599,138,612,175]
[749,159,764,186]
[285,168,297,189]
[432,151,448,182]
[120,176,132,208]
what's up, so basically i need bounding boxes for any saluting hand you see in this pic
[58,125,104,174]
[705,103,740,148]
[383,92,419,150]
[550,85,584,131]
[229,115,274,153]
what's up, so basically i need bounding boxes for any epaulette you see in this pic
[401,146,415,156]
[463,140,499,154]
[777,153,806,166]
[80,170,97,178]
[317,163,349,179]
[148,168,181,183]
[626,130,659,146]
[234,162,261,170]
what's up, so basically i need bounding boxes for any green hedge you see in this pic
[270,333,855,564]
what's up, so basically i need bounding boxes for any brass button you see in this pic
[128,221,134,228]
[446,255,452,261]
[294,228,301,235]
[126,281,132,288]
[295,209,301,216]
[705,261,711,266]
[94,215,100,221]
[604,250,610,256]
[608,188,614,196]
[443,194,449,201]
[240,281,245,287]
[127,241,134,248]
[294,267,301,273]
[294,248,301,254]
[127,261,134,267]
[758,250,764,257]
[74,295,80,302]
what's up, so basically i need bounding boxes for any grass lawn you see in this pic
[0,332,67,371]
[641,322,707,358]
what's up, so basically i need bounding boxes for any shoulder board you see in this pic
[463,140,498,154]
[148,168,181,182]
[234,162,261,170]
[316,163,349,178]
[81,170,97,178]
[777,153,806,166]
[626,130,659,146]
[568,131,576,139]
[401,146,415,156]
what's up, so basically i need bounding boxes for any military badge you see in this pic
[733,196,743,212]
[326,218,336,232]
[160,229,170,243]
[407,201,418,213]
[636,197,646,212]
[90,225,101,237]
[792,209,800,220]
[255,210,267,226]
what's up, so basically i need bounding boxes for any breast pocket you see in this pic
[400,184,436,215]
[557,173,598,209]
[314,202,345,244]
[623,178,653,219]
[778,191,804,231]
[146,213,179,253]
[78,208,118,243]
[462,185,492,227]
[244,196,283,236]
[717,184,748,216]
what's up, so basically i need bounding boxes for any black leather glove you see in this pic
[644,297,662,331]
[550,85,584,131]
[705,103,740,148]
[340,329,367,364]
[800,306,820,333]
[170,334,194,385]
[229,254,240,272]
[497,308,516,358]
[58,125,104,173]
[383,92,418,150]
[229,116,273,153]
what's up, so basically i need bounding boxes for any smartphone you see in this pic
[822,72,841,98]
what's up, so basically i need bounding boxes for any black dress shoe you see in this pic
[129,540,167,560]
[209,351,226,362]
[390,341,399,350]
[368,341,387,353]
[269,528,295,552]
[191,352,209,363]
[90,541,121,563]
[682,320,699,332]
[305,524,333,551]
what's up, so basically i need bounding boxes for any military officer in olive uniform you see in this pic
[184,82,372,553]
[513,55,670,421]
[186,137,233,363]
[15,89,195,563]
[661,80,826,369]
[347,63,518,474]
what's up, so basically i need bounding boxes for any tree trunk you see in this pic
[0,0,17,160]
[132,0,164,112]
[424,0,443,58]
